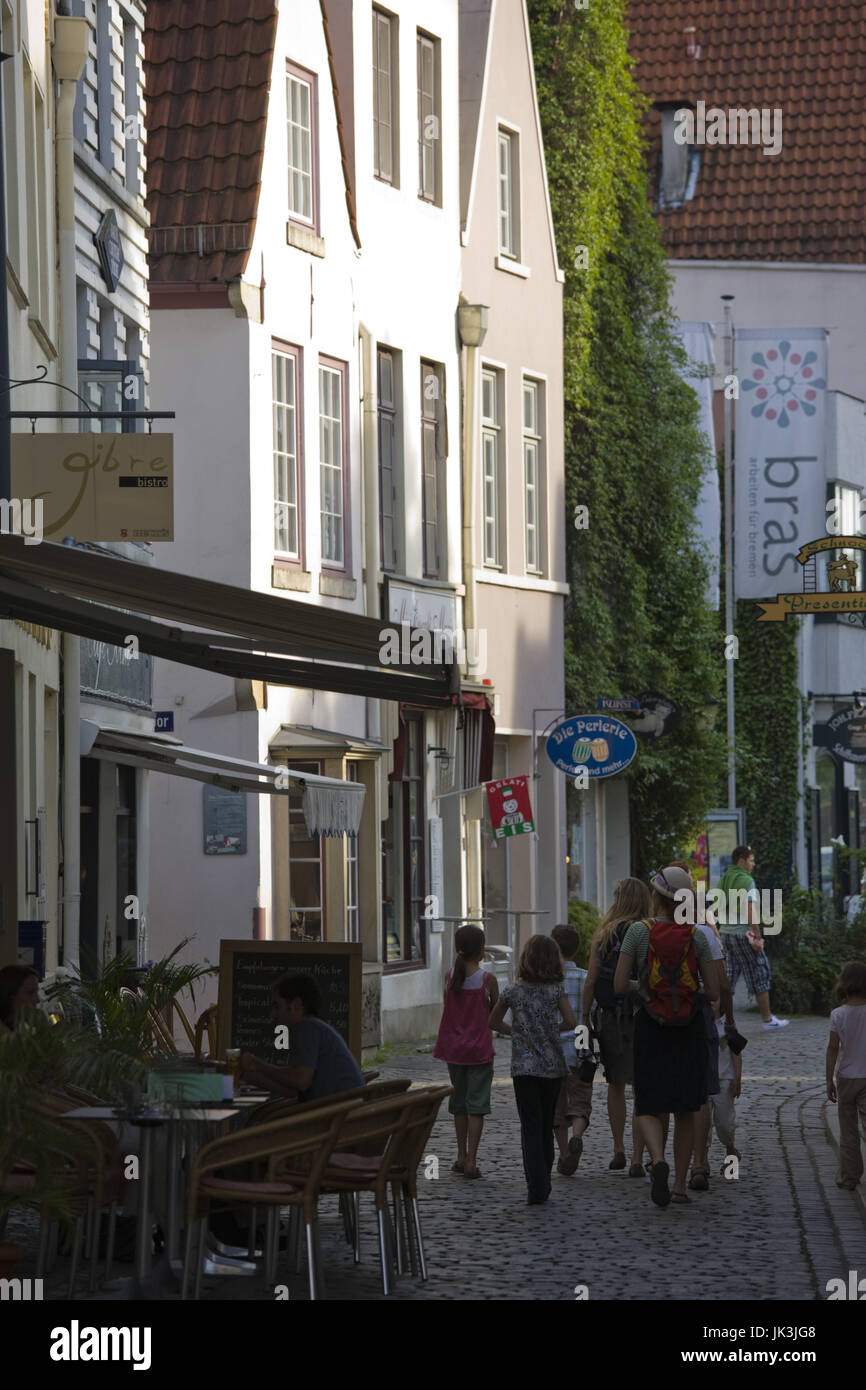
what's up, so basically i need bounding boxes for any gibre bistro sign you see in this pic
[11,433,173,542]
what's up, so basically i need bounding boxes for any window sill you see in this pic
[272,565,312,592]
[319,573,357,600]
[495,255,531,279]
[287,223,325,257]
[474,569,569,596]
[383,959,428,975]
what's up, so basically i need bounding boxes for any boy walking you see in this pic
[551,924,593,1175]
[717,846,788,1030]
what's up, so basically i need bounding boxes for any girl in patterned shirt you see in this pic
[489,936,576,1205]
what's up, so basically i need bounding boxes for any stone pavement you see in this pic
[12,1008,866,1303]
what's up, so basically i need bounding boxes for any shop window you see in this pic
[288,761,325,941]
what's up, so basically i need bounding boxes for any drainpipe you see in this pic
[53,15,90,971]
[359,322,381,744]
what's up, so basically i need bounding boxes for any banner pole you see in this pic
[722,296,736,810]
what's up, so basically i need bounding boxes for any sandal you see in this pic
[629,1163,646,1178]
[609,1152,627,1170]
[452,1160,465,1173]
[671,1192,691,1204]
[650,1160,671,1208]
[688,1166,709,1191]
[463,1167,481,1179]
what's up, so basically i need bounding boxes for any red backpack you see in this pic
[641,919,701,1025]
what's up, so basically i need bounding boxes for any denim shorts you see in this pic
[447,1062,494,1115]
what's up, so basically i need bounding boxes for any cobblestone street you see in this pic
[14,1008,866,1303]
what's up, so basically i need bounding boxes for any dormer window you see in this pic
[657,103,700,209]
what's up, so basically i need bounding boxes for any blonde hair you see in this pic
[592,877,652,958]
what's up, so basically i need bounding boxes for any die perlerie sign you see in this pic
[546,715,637,779]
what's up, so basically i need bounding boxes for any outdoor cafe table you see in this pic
[63,1095,270,1286]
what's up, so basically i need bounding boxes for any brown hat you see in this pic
[650,865,694,900]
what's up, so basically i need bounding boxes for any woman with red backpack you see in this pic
[613,865,720,1208]
[582,878,653,1175]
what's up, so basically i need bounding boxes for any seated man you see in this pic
[239,972,363,1100]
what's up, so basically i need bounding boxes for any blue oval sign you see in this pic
[545,714,637,779]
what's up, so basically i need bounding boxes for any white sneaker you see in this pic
[763,1016,789,1029]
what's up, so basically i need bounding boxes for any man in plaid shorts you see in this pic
[717,846,789,1030]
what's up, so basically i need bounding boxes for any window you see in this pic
[373,8,398,184]
[382,713,426,965]
[287,63,317,228]
[288,762,325,941]
[345,763,360,943]
[95,0,114,168]
[116,765,137,956]
[523,379,544,574]
[378,348,400,571]
[497,128,519,258]
[273,345,302,560]
[319,358,347,569]
[658,105,700,209]
[825,483,866,596]
[78,359,139,434]
[417,32,440,203]
[481,368,503,567]
[421,361,444,577]
[122,14,140,195]
[1,3,20,276]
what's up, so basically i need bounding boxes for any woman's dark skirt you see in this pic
[632,1006,709,1116]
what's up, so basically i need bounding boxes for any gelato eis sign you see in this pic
[545,714,637,779]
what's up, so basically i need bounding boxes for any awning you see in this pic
[82,721,366,835]
[269,723,387,754]
[0,535,458,706]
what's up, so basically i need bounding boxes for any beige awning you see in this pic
[82,721,366,834]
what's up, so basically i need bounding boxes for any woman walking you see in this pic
[613,866,719,1207]
[581,878,652,1175]
[489,936,575,1205]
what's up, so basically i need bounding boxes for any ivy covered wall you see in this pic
[528,0,726,879]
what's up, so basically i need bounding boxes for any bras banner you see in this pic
[733,328,828,599]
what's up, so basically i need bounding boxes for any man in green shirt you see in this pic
[716,846,788,1030]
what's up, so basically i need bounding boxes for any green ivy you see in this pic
[732,604,801,888]
[529,0,726,879]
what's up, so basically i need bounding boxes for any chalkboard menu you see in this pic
[203,786,247,854]
[217,940,363,1063]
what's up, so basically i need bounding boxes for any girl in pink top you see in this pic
[434,925,498,1179]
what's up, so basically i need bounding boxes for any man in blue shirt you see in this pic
[239,972,363,1099]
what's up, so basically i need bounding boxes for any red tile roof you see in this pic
[626,2,866,262]
[144,1,278,283]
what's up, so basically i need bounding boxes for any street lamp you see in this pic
[457,303,489,348]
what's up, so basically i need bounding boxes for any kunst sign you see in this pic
[734,330,827,600]
[11,433,173,542]
[545,715,637,779]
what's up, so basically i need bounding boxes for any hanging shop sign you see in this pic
[545,715,637,779]
[734,329,828,601]
[485,775,535,839]
[813,705,866,764]
[758,535,866,621]
[11,433,174,542]
[203,785,247,854]
[630,692,681,739]
[596,697,641,712]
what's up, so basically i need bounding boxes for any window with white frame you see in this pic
[273,346,301,560]
[287,63,317,227]
[373,7,398,184]
[481,368,503,568]
[523,378,544,574]
[417,31,440,203]
[319,359,347,568]
[497,128,519,258]
[1,3,19,277]
[826,483,866,592]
